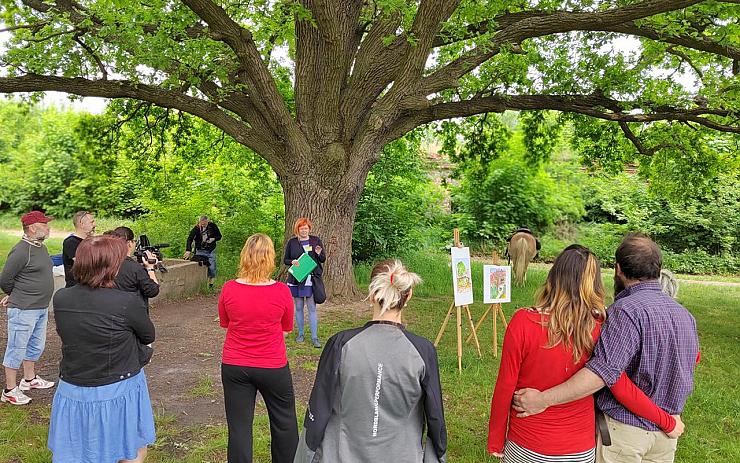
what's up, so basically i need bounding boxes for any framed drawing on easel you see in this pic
[434,229,481,373]
[483,265,511,304]
[451,246,474,306]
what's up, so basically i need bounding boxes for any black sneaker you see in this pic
[312,338,322,348]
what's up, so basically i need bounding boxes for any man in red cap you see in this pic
[0,211,56,405]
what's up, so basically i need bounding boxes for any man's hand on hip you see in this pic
[513,388,550,417]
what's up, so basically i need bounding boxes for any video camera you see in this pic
[134,234,170,273]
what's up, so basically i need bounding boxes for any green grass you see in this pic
[0,213,135,235]
[188,375,217,399]
[1,252,738,462]
[0,234,64,270]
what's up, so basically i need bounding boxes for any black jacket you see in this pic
[53,285,155,387]
[186,222,222,253]
[115,257,160,303]
[283,235,325,286]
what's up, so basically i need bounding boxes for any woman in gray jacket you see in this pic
[295,259,447,463]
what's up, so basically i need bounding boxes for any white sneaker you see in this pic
[19,375,55,391]
[1,387,32,405]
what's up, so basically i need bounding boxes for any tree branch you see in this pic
[73,34,108,79]
[0,74,280,160]
[383,93,739,144]
[181,0,302,147]
[422,0,706,95]
[295,0,364,146]
[618,121,684,155]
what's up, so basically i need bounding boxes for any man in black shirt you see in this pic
[183,215,221,289]
[62,211,96,287]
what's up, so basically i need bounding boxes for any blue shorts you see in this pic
[3,307,48,369]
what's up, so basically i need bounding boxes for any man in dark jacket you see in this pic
[1,211,56,405]
[183,215,222,289]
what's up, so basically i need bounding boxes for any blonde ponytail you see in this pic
[368,260,422,316]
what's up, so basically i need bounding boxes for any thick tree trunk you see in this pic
[278,146,372,301]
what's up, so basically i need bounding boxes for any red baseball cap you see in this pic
[21,211,54,226]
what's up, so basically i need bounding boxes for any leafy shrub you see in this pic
[453,156,584,243]
[353,133,446,261]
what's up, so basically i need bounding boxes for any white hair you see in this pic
[659,269,679,298]
[368,260,422,316]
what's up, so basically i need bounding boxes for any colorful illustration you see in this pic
[483,265,511,304]
[451,247,474,306]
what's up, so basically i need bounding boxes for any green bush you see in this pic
[453,156,584,243]
[353,133,446,262]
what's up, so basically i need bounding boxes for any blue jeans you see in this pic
[3,308,48,369]
[196,249,217,279]
[294,296,318,340]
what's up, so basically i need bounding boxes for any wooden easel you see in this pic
[466,250,509,358]
[434,229,482,373]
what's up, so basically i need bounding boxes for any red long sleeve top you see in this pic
[487,308,676,455]
[218,280,294,368]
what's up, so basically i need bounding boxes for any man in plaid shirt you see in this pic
[513,233,699,463]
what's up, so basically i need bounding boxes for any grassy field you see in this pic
[0,251,738,462]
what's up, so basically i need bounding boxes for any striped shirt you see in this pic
[503,440,594,463]
[586,281,699,431]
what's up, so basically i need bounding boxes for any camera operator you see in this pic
[104,227,160,310]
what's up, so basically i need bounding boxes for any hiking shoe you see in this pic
[296,335,305,343]
[1,387,32,405]
[312,338,322,349]
[19,375,55,391]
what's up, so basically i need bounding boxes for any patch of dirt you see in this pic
[0,294,369,425]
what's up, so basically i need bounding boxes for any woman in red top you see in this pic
[219,233,298,463]
[488,245,680,462]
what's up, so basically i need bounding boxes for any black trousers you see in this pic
[222,363,299,463]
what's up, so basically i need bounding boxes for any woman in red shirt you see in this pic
[219,233,298,463]
[488,245,679,462]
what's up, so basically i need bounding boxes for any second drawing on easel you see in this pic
[483,265,511,304]
[451,246,474,306]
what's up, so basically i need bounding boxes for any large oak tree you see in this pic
[1,0,738,297]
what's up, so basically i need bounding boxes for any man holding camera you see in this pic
[62,211,96,287]
[183,216,221,289]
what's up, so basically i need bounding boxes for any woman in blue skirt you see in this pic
[48,235,156,463]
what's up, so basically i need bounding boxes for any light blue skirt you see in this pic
[48,370,156,463]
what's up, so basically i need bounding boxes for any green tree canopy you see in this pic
[0,0,737,297]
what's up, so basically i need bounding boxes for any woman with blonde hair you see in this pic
[488,245,680,462]
[219,233,298,463]
[294,259,447,463]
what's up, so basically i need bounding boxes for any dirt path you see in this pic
[0,228,71,239]
[0,294,358,426]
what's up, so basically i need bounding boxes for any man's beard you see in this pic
[614,273,626,297]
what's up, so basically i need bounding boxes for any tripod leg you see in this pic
[493,303,499,358]
[466,305,491,343]
[434,302,455,347]
[499,306,509,329]
[456,306,462,373]
[465,305,482,358]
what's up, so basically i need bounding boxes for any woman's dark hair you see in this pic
[104,226,135,242]
[72,235,128,288]
[615,233,662,280]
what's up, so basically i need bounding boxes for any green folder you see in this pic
[288,252,317,283]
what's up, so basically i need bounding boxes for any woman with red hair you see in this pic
[282,218,326,348]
